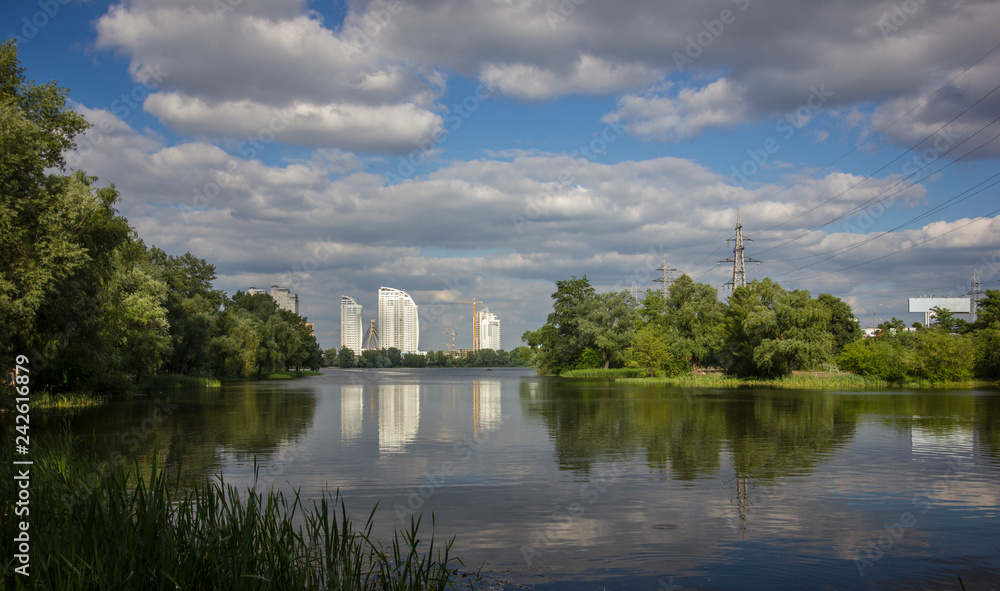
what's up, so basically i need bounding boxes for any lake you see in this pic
[45,368,1000,590]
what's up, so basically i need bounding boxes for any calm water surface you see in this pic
[49,368,1000,590]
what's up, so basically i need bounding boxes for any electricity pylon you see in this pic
[718,208,761,290]
[651,253,678,298]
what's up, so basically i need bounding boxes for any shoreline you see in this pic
[557,369,1000,391]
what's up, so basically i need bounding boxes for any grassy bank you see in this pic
[263,370,324,380]
[558,369,998,390]
[143,374,223,389]
[1,437,467,590]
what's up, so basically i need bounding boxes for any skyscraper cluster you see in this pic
[341,287,420,354]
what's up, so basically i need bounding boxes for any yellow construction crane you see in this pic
[453,299,484,351]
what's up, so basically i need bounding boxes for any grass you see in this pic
[1,436,469,590]
[571,370,999,390]
[143,374,223,389]
[24,391,106,410]
[560,368,651,378]
[262,370,323,380]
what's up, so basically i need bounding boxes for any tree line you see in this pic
[323,346,531,369]
[0,41,322,395]
[523,274,1000,382]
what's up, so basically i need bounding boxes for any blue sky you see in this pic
[5,0,1000,350]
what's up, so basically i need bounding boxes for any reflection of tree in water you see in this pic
[521,381,857,481]
[975,394,1000,467]
[48,382,318,485]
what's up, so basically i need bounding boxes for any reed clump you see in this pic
[1,436,463,590]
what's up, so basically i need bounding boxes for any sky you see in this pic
[5,0,1000,351]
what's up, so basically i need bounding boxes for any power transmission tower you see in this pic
[718,208,761,290]
[629,276,640,302]
[651,253,678,298]
[970,268,982,322]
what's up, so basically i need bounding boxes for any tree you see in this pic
[876,317,906,337]
[335,346,356,368]
[722,279,834,377]
[0,71,132,390]
[973,290,1000,329]
[664,275,726,370]
[522,276,597,374]
[151,248,226,375]
[624,325,673,377]
[402,352,426,368]
[579,291,638,369]
[0,40,89,169]
[322,347,338,367]
[928,306,963,333]
[102,241,172,382]
[816,293,862,354]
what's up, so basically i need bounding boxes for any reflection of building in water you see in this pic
[379,385,420,453]
[341,385,363,441]
[473,380,502,435]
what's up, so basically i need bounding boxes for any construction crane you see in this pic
[453,298,484,351]
[443,331,457,352]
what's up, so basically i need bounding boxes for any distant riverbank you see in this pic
[559,368,1000,390]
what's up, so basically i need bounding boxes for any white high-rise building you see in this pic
[341,295,363,354]
[378,287,419,353]
[269,285,299,315]
[477,308,501,350]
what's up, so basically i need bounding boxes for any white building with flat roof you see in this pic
[341,295,363,354]
[378,287,419,353]
[270,285,299,315]
[477,308,501,350]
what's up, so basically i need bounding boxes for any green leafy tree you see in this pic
[151,248,226,376]
[210,308,260,378]
[624,324,673,377]
[580,291,638,369]
[664,275,726,370]
[0,79,132,389]
[322,347,338,367]
[335,346,356,368]
[816,293,862,354]
[402,352,426,368]
[973,290,1000,329]
[102,241,172,382]
[522,276,597,374]
[723,279,834,377]
[973,328,1000,379]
